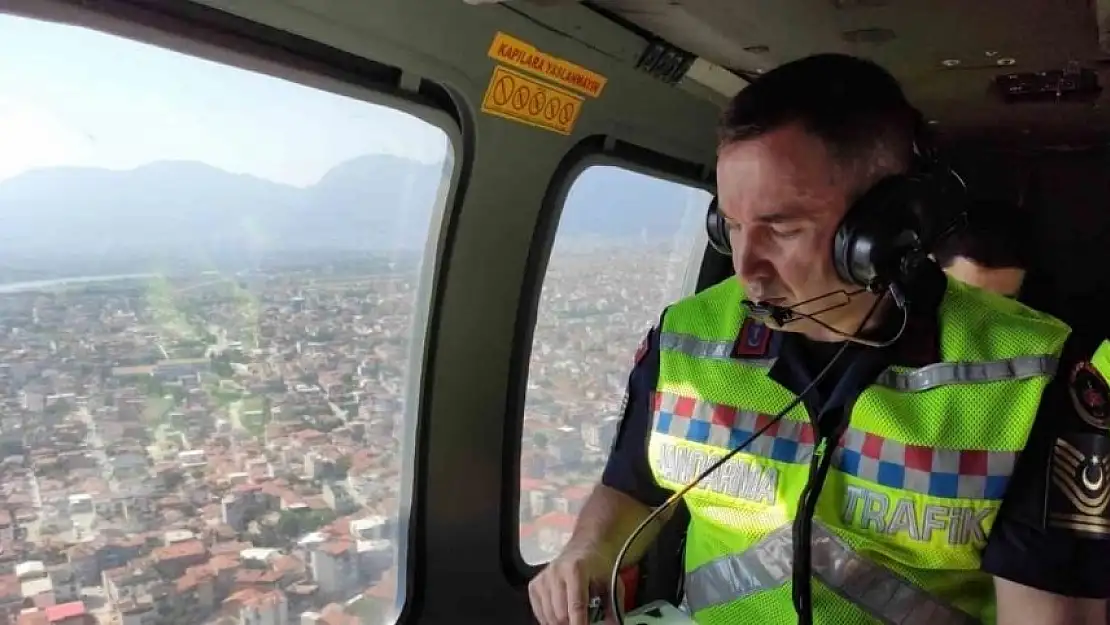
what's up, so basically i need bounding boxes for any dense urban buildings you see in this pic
[0,232,696,624]
[0,265,418,625]
[519,242,693,564]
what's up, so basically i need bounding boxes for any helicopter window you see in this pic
[0,14,455,624]
[519,163,712,565]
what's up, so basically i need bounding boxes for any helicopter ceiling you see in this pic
[466,0,1110,147]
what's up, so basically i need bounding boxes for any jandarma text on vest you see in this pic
[655,442,779,504]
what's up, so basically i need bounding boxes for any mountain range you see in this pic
[0,154,707,278]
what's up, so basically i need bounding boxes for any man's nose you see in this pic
[731,229,770,285]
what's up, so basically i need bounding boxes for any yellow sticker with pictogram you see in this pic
[488,31,607,98]
[480,65,584,135]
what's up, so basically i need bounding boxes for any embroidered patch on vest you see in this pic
[1069,361,1110,431]
[1047,433,1110,538]
[734,318,771,357]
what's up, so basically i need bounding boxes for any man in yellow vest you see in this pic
[934,200,1105,344]
[933,199,1029,300]
[528,54,1110,625]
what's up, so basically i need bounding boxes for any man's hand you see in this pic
[528,547,623,625]
[995,577,1107,625]
[527,486,668,624]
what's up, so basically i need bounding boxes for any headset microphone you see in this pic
[742,288,859,326]
[742,283,907,348]
[741,299,795,325]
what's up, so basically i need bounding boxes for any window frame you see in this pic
[505,135,714,579]
[0,4,469,622]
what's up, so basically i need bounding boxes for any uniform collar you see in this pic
[731,263,948,368]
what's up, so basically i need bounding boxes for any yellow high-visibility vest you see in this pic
[649,276,1070,624]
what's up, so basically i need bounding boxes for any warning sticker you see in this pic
[480,65,584,135]
[488,31,607,98]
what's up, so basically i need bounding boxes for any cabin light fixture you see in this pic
[997,57,1017,66]
[941,59,961,68]
[681,57,749,98]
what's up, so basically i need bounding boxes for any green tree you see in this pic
[45,399,72,418]
[210,357,234,378]
[143,375,166,398]
[163,471,185,491]
[333,456,352,479]
[275,508,337,539]
[532,431,549,450]
[276,511,302,538]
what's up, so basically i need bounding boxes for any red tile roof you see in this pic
[45,602,86,622]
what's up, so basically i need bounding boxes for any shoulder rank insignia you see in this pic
[1069,360,1110,431]
[1047,433,1110,538]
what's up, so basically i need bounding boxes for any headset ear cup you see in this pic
[833,111,965,288]
[832,220,858,286]
[706,198,732,256]
[832,175,928,288]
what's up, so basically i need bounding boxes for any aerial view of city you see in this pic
[0,232,701,625]
[0,261,419,625]
[519,225,703,565]
[0,13,711,625]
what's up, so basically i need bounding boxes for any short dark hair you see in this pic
[719,54,920,185]
[931,199,1029,270]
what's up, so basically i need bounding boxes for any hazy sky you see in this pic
[0,15,449,187]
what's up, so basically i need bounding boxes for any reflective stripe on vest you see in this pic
[685,522,978,625]
[659,331,1059,392]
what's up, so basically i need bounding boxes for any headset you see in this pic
[705,113,968,292]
